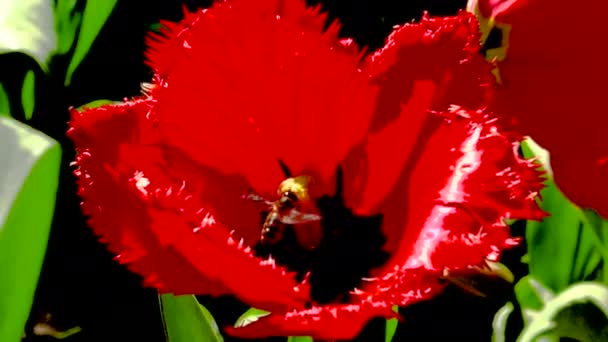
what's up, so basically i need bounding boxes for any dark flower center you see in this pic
[253,166,390,304]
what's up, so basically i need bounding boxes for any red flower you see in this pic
[68,0,545,339]
[477,0,608,217]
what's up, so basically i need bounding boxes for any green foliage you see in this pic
[21,70,36,121]
[580,210,608,283]
[0,66,40,123]
[515,276,547,314]
[60,0,119,85]
[521,140,606,290]
[233,308,318,341]
[0,0,57,70]
[519,282,608,342]
[287,336,314,342]
[54,0,81,56]
[0,1,120,340]
[0,116,61,342]
[234,308,316,341]
[0,0,53,123]
[0,83,8,115]
[234,307,270,328]
[497,278,608,341]
[1,0,119,85]
[385,305,400,342]
[522,140,600,291]
[492,139,608,341]
[492,302,514,342]
[75,99,118,111]
[159,294,223,342]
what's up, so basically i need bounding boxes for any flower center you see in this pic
[251,168,390,304]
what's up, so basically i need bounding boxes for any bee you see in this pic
[245,176,322,247]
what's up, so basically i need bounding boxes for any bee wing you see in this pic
[242,193,274,207]
[441,261,514,298]
[279,210,322,224]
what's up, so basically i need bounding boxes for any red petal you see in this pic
[147,0,377,194]
[485,0,608,217]
[349,80,436,216]
[68,100,308,311]
[345,12,495,219]
[363,12,493,131]
[356,108,544,303]
[227,268,444,340]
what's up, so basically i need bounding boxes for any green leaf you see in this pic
[287,336,313,342]
[0,83,9,116]
[54,0,82,56]
[0,1,57,70]
[75,99,118,111]
[235,308,313,342]
[580,211,608,283]
[515,276,552,317]
[521,139,604,291]
[492,302,514,342]
[234,308,270,328]
[385,305,399,342]
[513,277,559,342]
[64,0,118,85]
[580,210,608,256]
[0,116,61,342]
[519,282,608,342]
[159,294,223,342]
[21,70,35,121]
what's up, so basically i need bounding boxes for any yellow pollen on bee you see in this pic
[278,175,311,202]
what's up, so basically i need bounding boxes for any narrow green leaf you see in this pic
[54,0,82,56]
[519,282,608,342]
[287,336,313,342]
[492,302,514,342]
[75,99,118,111]
[159,294,223,342]
[0,116,61,342]
[522,139,604,291]
[385,305,399,342]
[580,210,608,252]
[21,70,35,121]
[0,1,57,70]
[0,83,9,116]
[65,0,118,85]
